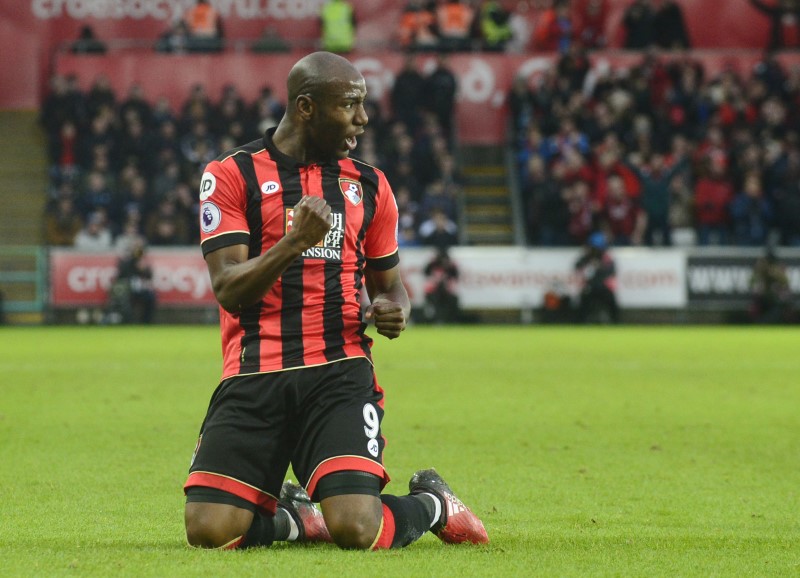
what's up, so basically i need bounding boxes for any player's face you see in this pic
[310,77,368,160]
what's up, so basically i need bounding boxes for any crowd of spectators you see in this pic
[47,0,800,254]
[398,0,691,55]
[71,0,694,57]
[39,54,461,252]
[510,51,800,248]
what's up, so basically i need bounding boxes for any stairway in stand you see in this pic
[0,111,48,324]
[459,145,515,246]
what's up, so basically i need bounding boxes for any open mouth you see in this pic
[345,135,358,151]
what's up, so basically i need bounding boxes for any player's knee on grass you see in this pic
[185,502,254,548]
[320,494,383,549]
[316,471,384,549]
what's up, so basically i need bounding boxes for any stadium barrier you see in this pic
[44,246,800,323]
[0,246,48,318]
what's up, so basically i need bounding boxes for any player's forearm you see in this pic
[212,235,306,313]
[368,276,411,321]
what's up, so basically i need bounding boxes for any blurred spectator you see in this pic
[119,84,152,128]
[180,121,217,172]
[155,19,191,53]
[600,174,646,246]
[543,117,590,161]
[419,208,459,248]
[152,159,182,201]
[622,0,655,50]
[118,115,156,174]
[749,248,794,323]
[74,210,113,251]
[44,196,83,246]
[479,0,513,51]
[574,0,609,49]
[395,186,420,245]
[730,171,773,246]
[210,84,246,137]
[534,0,574,53]
[557,43,591,91]
[507,74,534,146]
[107,241,156,324]
[173,182,201,244]
[589,138,642,210]
[625,152,688,245]
[145,198,191,246]
[391,54,426,132]
[420,179,458,221]
[566,180,594,245]
[748,0,800,52]
[151,96,177,127]
[181,83,213,129]
[436,0,476,52]
[85,74,116,122]
[383,126,421,193]
[653,0,691,49]
[78,110,116,171]
[152,123,181,170]
[250,86,286,136]
[48,120,80,182]
[40,74,83,143]
[526,155,571,246]
[320,0,356,53]
[694,156,734,245]
[114,217,147,256]
[251,25,291,53]
[507,0,535,53]
[185,0,224,52]
[422,248,461,323]
[399,0,439,51]
[423,54,458,140]
[117,174,152,227]
[574,232,619,323]
[77,170,118,219]
[70,25,107,54]
[539,280,573,323]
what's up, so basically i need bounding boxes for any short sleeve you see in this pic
[364,173,400,271]
[199,157,250,257]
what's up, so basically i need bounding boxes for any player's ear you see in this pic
[296,94,314,120]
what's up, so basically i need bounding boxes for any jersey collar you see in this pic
[262,127,340,169]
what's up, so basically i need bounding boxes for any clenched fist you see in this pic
[288,195,332,251]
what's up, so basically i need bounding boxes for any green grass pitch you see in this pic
[1,325,799,577]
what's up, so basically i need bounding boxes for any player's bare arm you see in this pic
[364,266,410,339]
[205,195,332,312]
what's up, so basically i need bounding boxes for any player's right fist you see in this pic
[288,195,332,251]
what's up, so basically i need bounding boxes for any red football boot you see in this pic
[278,482,333,543]
[409,468,489,545]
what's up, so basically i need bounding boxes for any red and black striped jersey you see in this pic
[199,128,400,379]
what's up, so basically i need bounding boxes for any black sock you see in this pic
[272,507,294,541]
[410,493,437,525]
[379,494,432,548]
[239,511,276,549]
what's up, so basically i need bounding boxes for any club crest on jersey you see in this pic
[339,178,363,206]
[285,208,344,262]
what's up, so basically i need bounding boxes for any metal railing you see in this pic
[0,246,47,314]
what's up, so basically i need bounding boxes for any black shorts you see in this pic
[184,357,389,512]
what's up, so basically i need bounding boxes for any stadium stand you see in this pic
[3,0,800,324]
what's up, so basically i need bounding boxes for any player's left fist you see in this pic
[365,299,406,339]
